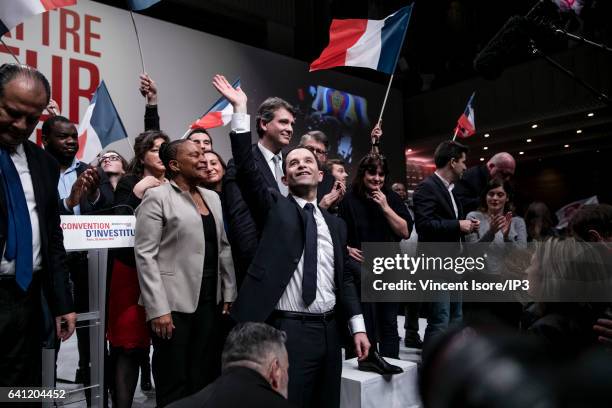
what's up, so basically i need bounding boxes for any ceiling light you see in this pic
[480,157,485,161]
[484,133,490,138]
[519,151,524,155]
[576,129,582,134]
[564,144,570,148]
[526,138,532,143]
[483,146,488,150]
[587,112,594,117]
[531,124,538,129]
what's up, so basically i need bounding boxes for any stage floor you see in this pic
[56,316,427,407]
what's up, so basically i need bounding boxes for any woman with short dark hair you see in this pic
[135,139,236,407]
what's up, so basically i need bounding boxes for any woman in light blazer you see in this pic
[135,139,237,407]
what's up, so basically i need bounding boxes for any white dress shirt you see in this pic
[0,144,42,275]
[435,171,459,219]
[276,196,336,313]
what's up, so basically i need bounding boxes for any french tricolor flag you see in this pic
[187,78,240,132]
[0,0,76,36]
[454,92,476,139]
[310,5,412,75]
[77,81,129,164]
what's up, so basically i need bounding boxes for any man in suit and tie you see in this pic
[41,115,113,384]
[250,96,295,195]
[413,140,479,350]
[0,63,75,387]
[212,75,370,408]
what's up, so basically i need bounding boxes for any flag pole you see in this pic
[374,5,412,144]
[129,11,147,73]
[452,127,459,141]
[0,38,22,64]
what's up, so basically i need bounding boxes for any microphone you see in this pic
[473,16,533,80]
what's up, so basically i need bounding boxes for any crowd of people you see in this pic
[1,63,611,408]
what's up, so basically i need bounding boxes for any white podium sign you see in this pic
[60,215,136,251]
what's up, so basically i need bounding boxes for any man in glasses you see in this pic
[299,131,344,211]
[454,152,516,214]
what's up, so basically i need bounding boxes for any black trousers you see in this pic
[0,275,43,387]
[151,276,220,408]
[362,302,400,358]
[268,315,342,408]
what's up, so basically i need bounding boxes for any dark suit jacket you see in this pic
[229,131,361,323]
[57,161,114,215]
[221,162,259,287]
[453,164,489,215]
[167,366,293,408]
[251,142,280,193]
[0,141,73,319]
[413,174,464,243]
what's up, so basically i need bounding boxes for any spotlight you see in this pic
[576,129,582,134]
[483,146,488,150]
[484,133,490,138]
[531,124,538,129]
[526,139,532,143]
[587,112,594,117]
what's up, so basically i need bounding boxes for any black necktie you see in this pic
[302,203,318,306]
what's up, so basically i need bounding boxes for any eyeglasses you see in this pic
[99,155,121,163]
[312,148,327,156]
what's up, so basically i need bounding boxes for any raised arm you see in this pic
[140,73,160,131]
[212,74,276,222]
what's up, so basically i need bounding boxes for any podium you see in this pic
[43,215,136,407]
[341,358,420,408]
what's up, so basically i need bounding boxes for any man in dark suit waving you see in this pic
[0,64,75,387]
[413,140,479,350]
[213,75,369,408]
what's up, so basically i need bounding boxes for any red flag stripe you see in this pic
[191,112,223,130]
[309,19,368,72]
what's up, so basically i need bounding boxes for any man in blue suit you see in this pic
[213,75,370,408]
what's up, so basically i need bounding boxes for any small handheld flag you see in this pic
[183,78,241,137]
[77,81,130,164]
[453,92,476,140]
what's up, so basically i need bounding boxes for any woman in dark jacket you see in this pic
[339,152,412,372]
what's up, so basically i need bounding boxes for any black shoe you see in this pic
[358,350,403,375]
[404,336,423,349]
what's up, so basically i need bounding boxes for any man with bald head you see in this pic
[0,64,75,387]
[453,152,516,213]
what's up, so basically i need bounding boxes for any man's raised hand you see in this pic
[212,74,247,113]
